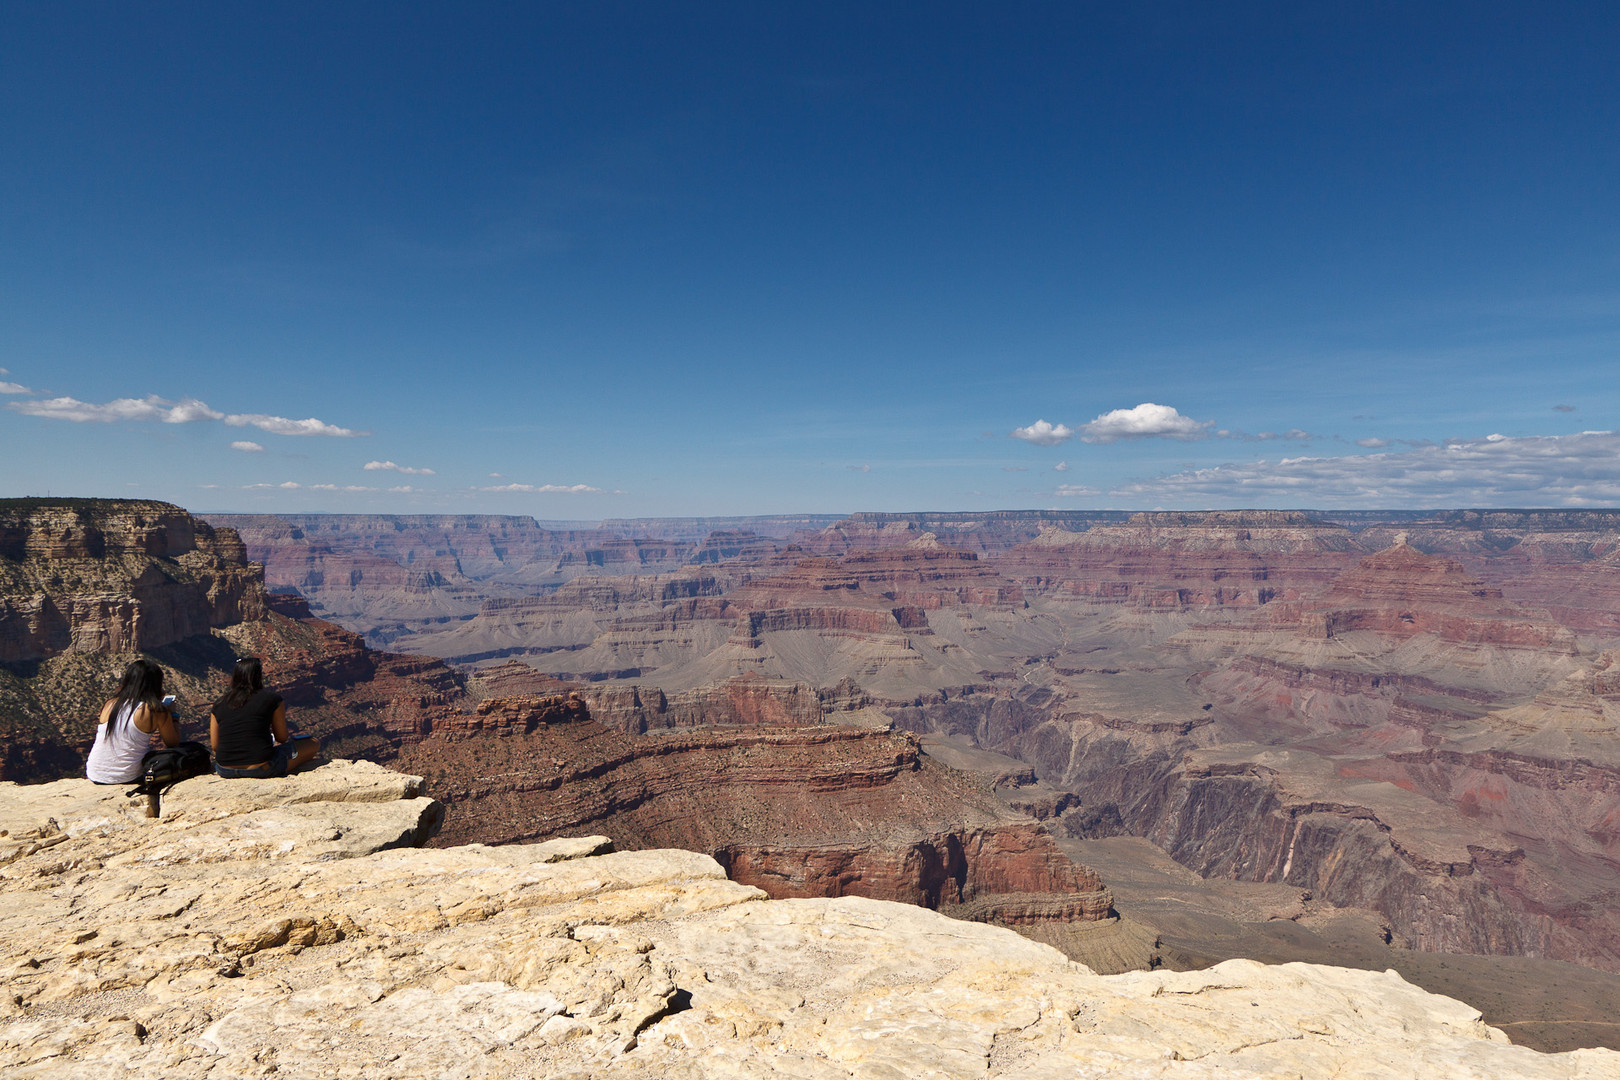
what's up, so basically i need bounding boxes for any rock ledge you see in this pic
[0,762,1614,1078]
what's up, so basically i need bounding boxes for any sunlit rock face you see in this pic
[1,762,1612,1080]
[0,499,267,662]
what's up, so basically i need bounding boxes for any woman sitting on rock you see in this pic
[210,657,320,778]
[86,658,181,783]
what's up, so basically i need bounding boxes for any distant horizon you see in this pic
[11,494,1620,525]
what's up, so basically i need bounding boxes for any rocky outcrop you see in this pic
[0,765,1610,1078]
[686,530,782,564]
[390,694,1113,934]
[730,546,1025,611]
[797,509,1134,556]
[0,499,266,662]
[577,675,824,733]
[712,821,1109,913]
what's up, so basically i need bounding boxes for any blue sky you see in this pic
[3,3,1619,516]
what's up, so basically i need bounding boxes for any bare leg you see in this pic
[289,737,321,773]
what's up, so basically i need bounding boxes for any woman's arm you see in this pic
[270,701,290,745]
[209,713,220,753]
[152,707,181,748]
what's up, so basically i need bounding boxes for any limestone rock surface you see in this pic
[0,765,1614,1078]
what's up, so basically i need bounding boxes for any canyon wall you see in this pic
[0,499,470,781]
[0,498,267,662]
[390,691,1115,932]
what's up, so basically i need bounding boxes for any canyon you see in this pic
[0,500,1128,974]
[194,507,1620,1025]
[9,498,1620,1055]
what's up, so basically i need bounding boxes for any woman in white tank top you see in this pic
[85,659,181,784]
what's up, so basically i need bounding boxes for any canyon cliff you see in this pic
[22,501,1620,1048]
[389,687,1116,947]
[0,500,473,780]
[0,498,267,662]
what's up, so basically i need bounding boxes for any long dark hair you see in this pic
[218,657,265,711]
[108,659,165,726]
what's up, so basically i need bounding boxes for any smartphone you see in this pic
[162,695,177,709]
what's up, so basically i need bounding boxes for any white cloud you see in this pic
[8,394,223,424]
[481,482,603,494]
[1011,419,1075,446]
[5,392,363,438]
[167,398,226,423]
[225,413,365,437]
[1355,437,1390,448]
[230,441,265,453]
[1055,484,1100,497]
[1054,461,1070,472]
[848,465,871,473]
[388,485,416,494]
[488,472,504,478]
[1080,403,1212,444]
[364,460,436,475]
[1114,430,1620,506]
[0,381,30,394]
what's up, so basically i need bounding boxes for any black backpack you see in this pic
[128,741,213,811]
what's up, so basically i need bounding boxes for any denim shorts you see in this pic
[216,740,298,779]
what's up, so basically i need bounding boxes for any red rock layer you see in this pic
[391,694,1110,921]
[998,511,1361,608]
[1293,544,1576,650]
[730,547,1024,614]
[577,675,824,733]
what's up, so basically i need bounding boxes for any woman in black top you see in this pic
[210,657,320,778]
